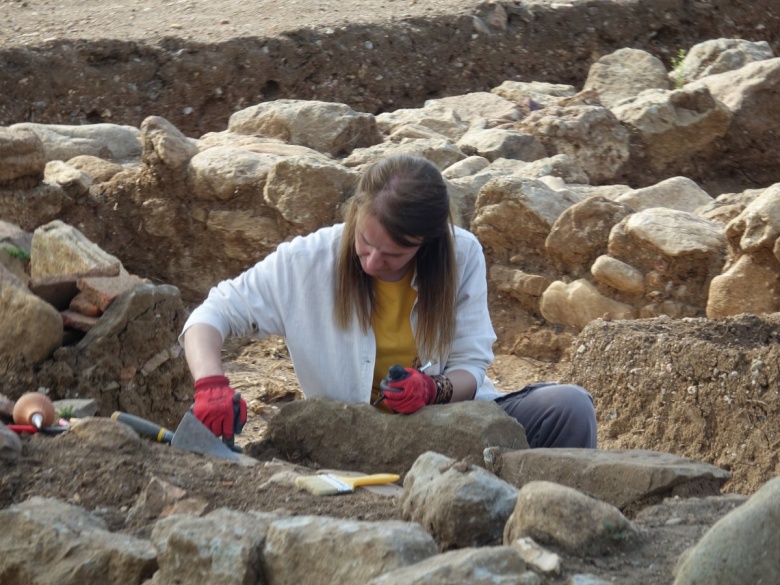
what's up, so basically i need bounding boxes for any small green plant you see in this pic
[4,246,30,261]
[56,405,75,420]
[602,520,634,542]
[670,48,687,89]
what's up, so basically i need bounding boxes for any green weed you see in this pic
[4,246,31,261]
[670,48,687,89]
[56,405,75,420]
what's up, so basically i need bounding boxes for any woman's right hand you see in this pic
[192,375,247,439]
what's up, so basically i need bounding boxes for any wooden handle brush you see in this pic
[294,473,400,496]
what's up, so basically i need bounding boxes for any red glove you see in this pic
[380,366,437,414]
[193,375,248,439]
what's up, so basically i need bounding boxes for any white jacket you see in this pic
[181,223,502,402]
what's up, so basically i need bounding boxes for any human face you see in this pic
[355,213,422,282]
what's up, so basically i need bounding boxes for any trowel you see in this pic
[111,410,240,461]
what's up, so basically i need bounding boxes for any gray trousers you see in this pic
[494,383,597,449]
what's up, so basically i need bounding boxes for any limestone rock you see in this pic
[509,537,561,576]
[199,130,331,160]
[30,219,125,279]
[67,416,143,452]
[698,188,765,226]
[37,283,190,429]
[263,156,358,233]
[386,123,451,142]
[490,264,551,307]
[0,497,156,584]
[187,146,280,201]
[673,475,780,585]
[540,279,636,330]
[376,103,468,141]
[400,451,519,549]
[66,154,124,183]
[150,508,283,585]
[497,154,591,185]
[608,208,727,309]
[263,515,437,585]
[0,182,64,232]
[140,115,199,171]
[10,122,142,163]
[228,99,382,156]
[456,127,547,162]
[503,481,640,556]
[612,85,731,170]
[341,138,466,172]
[442,155,490,179]
[725,182,780,253]
[471,175,580,265]
[515,105,630,183]
[692,57,780,181]
[615,176,714,213]
[0,231,30,283]
[591,255,645,294]
[52,397,98,418]
[583,48,671,108]
[267,399,528,474]
[0,126,45,187]
[706,254,780,317]
[425,91,524,127]
[495,448,730,511]
[0,265,63,365]
[370,546,530,585]
[125,477,195,526]
[44,160,92,199]
[545,196,633,276]
[674,38,774,85]
[491,80,577,109]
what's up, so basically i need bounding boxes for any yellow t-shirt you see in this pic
[371,268,418,409]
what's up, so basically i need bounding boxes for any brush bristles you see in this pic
[295,474,353,496]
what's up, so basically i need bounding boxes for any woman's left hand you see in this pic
[380,367,436,414]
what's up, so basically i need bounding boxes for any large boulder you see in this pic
[265,399,529,474]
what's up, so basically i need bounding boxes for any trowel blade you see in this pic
[171,411,239,461]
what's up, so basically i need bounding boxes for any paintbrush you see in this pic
[294,473,400,496]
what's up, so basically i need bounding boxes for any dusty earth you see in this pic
[2,0,489,44]
[2,1,780,583]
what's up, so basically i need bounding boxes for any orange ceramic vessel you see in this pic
[12,392,56,428]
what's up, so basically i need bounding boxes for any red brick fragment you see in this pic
[77,273,149,312]
[69,292,102,317]
[61,310,99,332]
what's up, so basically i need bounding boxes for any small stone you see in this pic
[0,424,23,462]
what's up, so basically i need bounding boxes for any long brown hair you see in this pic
[335,154,456,359]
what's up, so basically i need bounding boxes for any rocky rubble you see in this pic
[0,405,776,585]
[0,219,192,425]
[1,35,780,585]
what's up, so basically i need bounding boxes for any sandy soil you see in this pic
[3,0,491,45]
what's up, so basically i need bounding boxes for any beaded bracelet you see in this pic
[431,374,454,404]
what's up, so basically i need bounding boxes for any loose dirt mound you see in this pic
[567,313,780,494]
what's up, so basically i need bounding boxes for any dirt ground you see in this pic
[2,0,489,45]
